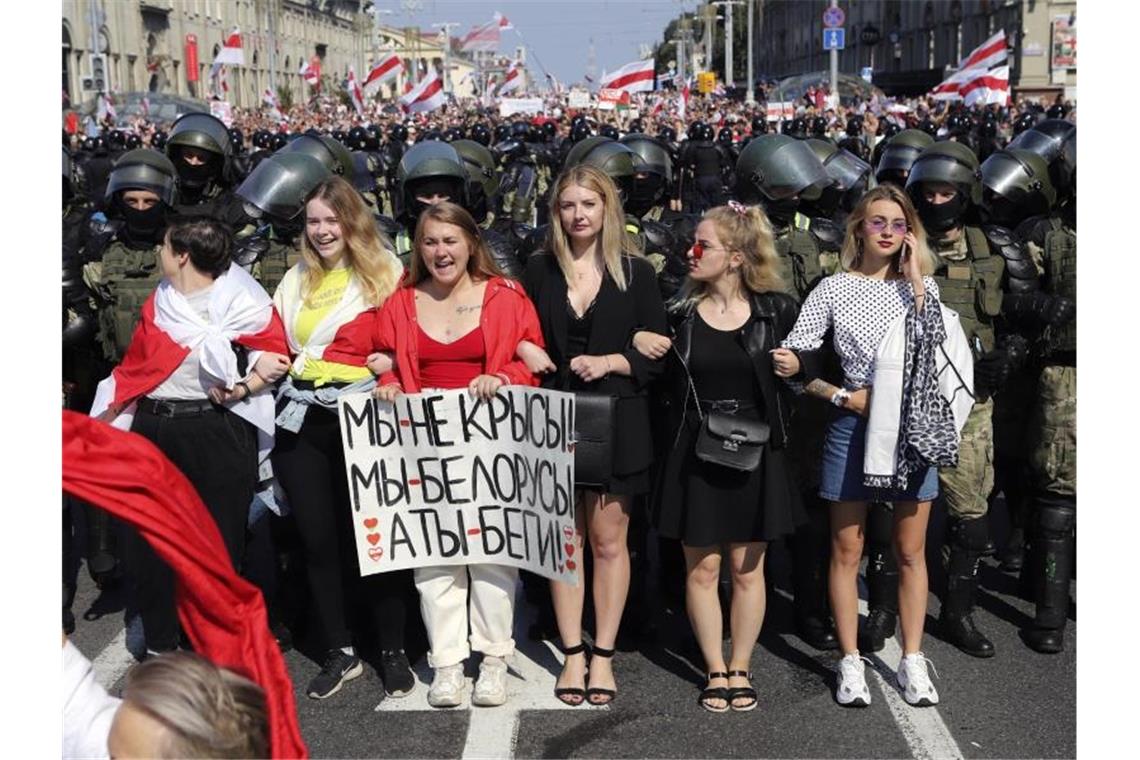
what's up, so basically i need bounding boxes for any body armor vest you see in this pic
[96,240,162,362]
[1043,223,1076,354]
[774,213,825,302]
[931,225,1004,353]
[255,236,301,298]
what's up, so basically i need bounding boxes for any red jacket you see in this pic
[374,276,544,393]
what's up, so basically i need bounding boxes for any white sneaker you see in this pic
[835,652,872,707]
[897,652,940,706]
[427,664,466,708]
[472,656,509,707]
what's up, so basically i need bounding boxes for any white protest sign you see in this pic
[568,89,591,108]
[338,387,579,585]
[499,97,544,117]
[209,100,233,127]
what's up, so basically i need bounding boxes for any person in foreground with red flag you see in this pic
[62,411,306,758]
[89,216,291,657]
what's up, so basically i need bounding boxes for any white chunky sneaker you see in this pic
[427,664,466,708]
[835,652,872,707]
[472,656,509,707]
[897,652,940,706]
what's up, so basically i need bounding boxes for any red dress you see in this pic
[417,325,485,390]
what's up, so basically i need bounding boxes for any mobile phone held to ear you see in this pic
[898,244,909,273]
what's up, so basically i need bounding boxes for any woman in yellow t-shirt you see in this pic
[269,177,411,701]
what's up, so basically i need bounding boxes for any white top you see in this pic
[62,639,121,759]
[781,272,940,389]
[149,285,215,400]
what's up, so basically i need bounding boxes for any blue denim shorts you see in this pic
[818,410,939,503]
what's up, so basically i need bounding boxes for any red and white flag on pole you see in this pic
[140,94,150,118]
[299,56,321,87]
[497,60,523,95]
[214,26,245,66]
[346,66,365,116]
[600,59,655,94]
[364,51,403,95]
[97,93,116,121]
[495,12,513,30]
[958,30,1007,71]
[960,65,1010,106]
[460,18,500,52]
[399,68,445,113]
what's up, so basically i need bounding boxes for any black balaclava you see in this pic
[174,148,223,196]
[626,173,664,218]
[762,196,800,228]
[116,196,168,246]
[914,192,968,236]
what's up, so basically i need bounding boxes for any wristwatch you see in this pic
[830,389,851,408]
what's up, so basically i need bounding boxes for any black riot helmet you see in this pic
[451,139,499,223]
[628,118,645,134]
[687,120,706,141]
[874,128,936,187]
[846,115,864,138]
[510,120,530,140]
[279,134,354,178]
[165,112,233,187]
[105,148,179,207]
[419,129,444,143]
[570,121,592,143]
[443,126,465,143]
[658,124,677,143]
[389,123,409,143]
[394,140,470,223]
[228,127,245,154]
[700,122,716,142]
[804,139,872,215]
[916,117,938,137]
[620,133,674,215]
[1008,119,1076,197]
[235,152,334,222]
[879,120,902,140]
[151,130,168,151]
[541,121,557,141]
[599,124,620,140]
[252,129,272,150]
[1046,103,1068,120]
[493,124,511,143]
[346,126,370,151]
[363,125,382,150]
[734,134,830,205]
[905,141,983,234]
[810,116,829,138]
[63,146,75,203]
[564,136,644,203]
[979,148,1056,227]
[269,132,289,151]
[1012,111,1040,137]
[330,129,347,143]
[946,110,973,137]
[107,130,127,151]
[469,122,492,146]
[786,117,809,139]
[124,132,142,150]
[751,116,768,136]
[717,127,734,145]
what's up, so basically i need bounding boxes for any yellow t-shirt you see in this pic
[292,267,373,385]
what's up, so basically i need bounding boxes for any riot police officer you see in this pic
[870,119,903,171]
[903,140,1044,658]
[874,128,936,188]
[733,134,841,650]
[802,139,872,230]
[679,121,728,213]
[164,112,250,233]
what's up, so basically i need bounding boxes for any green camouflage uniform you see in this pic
[83,240,163,363]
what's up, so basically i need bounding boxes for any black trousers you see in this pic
[272,405,410,652]
[126,404,258,652]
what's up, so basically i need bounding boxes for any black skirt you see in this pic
[653,409,805,546]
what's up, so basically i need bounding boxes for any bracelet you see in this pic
[235,381,251,400]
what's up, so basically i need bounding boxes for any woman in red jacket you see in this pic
[372,202,544,709]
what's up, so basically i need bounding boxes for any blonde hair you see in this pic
[408,201,504,285]
[681,204,786,304]
[840,184,936,276]
[548,165,642,291]
[299,177,402,307]
[120,651,268,759]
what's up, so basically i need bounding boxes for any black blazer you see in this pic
[523,252,668,476]
[660,290,800,452]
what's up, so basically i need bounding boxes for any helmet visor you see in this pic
[235,153,332,220]
[823,149,871,192]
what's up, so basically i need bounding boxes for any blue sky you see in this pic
[374,0,703,86]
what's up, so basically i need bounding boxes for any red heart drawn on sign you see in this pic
[567,443,576,453]
[363,518,378,529]
[563,525,575,540]
[368,547,384,561]
[366,533,381,546]
[566,560,577,571]
[399,420,410,427]
[564,543,575,557]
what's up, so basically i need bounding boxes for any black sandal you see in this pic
[726,669,757,712]
[586,646,617,705]
[700,671,731,713]
[554,642,589,706]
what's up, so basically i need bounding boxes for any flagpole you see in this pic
[510,27,553,91]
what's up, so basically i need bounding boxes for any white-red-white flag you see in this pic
[399,68,445,113]
[214,26,245,66]
[495,12,513,30]
[959,30,1007,71]
[460,18,500,52]
[498,60,523,95]
[140,94,150,118]
[929,66,974,101]
[364,52,403,95]
[97,92,116,121]
[960,65,1010,106]
[345,67,365,115]
[600,59,655,94]
[299,56,321,87]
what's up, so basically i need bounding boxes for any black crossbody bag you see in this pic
[572,392,616,488]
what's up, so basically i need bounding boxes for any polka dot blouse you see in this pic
[781,272,940,389]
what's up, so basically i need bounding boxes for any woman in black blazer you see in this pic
[522,165,668,706]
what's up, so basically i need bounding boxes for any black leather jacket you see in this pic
[659,290,800,450]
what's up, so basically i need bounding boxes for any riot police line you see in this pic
[62,102,1076,710]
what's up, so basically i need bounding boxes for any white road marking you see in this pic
[90,628,136,691]
[376,581,603,760]
[859,599,965,760]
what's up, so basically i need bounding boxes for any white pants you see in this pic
[414,563,518,668]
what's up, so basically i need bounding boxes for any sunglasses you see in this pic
[864,217,909,235]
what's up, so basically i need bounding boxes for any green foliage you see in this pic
[275,84,294,111]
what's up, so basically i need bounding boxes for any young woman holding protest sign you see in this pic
[89,216,290,658]
[268,177,412,701]
[650,203,804,712]
[522,166,669,706]
[371,201,546,708]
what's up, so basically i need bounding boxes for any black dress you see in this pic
[653,312,803,545]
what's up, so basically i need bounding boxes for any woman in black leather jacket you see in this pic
[648,203,805,713]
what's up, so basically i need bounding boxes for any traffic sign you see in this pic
[823,28,846,50]
[823,6,845,28]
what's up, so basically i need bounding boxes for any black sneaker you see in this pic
[381,649,416,698]
[307,649,364,699]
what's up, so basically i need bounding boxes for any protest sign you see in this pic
[338,387,578,585]
[568,89,591,108]
[209,100,233,126]
[499,97,544,117]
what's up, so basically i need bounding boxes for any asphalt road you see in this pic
[66,496,1075,759]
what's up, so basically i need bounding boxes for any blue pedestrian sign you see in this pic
[823,28,846,50]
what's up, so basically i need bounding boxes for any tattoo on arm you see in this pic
[804,378,841,402]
